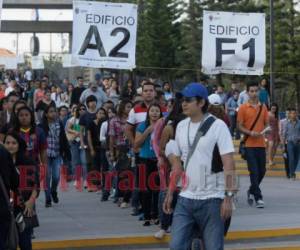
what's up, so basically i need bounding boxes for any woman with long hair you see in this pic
[107,79,120,106]
[121,79,136,100]
[39,105,70,207]
[134,103,163,226]
[108,99,133,208]
[267,103,280,167]
[153,98,185,238]
[4,132,39,250]
[13,106,47,166]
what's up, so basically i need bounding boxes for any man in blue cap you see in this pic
[163,83,236,250]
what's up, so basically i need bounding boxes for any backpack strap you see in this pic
[184,116,216,171]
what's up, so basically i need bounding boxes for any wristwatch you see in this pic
[225,191,234,198]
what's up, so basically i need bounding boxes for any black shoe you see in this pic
[101,196,108,202]
[247,190,254,206]
[51,191,59,204]
[143,221,151,226]
[153,219,160,225]
[131,208,140,216]
[45,200,52,208]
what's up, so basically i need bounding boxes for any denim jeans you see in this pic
[69,141,87,181]
[287,141,300,176]
[45,156,62,202]
[245,147,266,201]
[170,197,224,250]
[158,191,178,231]
[228,114,240,139]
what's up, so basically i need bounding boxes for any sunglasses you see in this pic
[182,97,198,103]
[80,108,86,111]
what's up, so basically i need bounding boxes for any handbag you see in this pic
[0,175,19,250]
[24,213,39,229]
[238,105,263,160]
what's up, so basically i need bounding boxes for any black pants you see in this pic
[245,147,266,201]
[284,144,290,178]
[0,220,9,250]
[139,158,160,221]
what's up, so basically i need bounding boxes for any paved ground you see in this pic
[33,176,300,242]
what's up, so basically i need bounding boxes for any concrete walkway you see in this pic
[33,176,300,243]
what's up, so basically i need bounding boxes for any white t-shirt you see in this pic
[5,86,15,96]
[165,115,234,200]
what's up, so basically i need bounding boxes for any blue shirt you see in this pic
[226,97,238,116]
[259,89,269,106]
[136,121,156,159]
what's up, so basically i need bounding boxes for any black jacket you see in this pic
[0,145,19,221]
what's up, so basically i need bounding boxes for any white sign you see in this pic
[72,1,138,70]
[202,11,266,75]
[0,57,17,69]
[31,56,44,69]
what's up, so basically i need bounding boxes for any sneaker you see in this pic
[154,229,166,239]
[131,208,140,216]
[247,190,254,206]
[256,199,265,208]
[120,202,129,209]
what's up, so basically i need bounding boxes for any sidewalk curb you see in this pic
[32,228,300,249]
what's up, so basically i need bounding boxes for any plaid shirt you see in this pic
[109,117,128,147]
[47,120,61,158]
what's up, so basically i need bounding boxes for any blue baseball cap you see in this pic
[181,83,208,100]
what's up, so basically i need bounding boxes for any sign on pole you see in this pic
[202,11,266,75]
[72,1,138,70]
[31,56,44,69]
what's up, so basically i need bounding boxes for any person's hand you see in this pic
[221,197,233,221]
[250,131,261,137]
[146,125,154,134]
[90,149,95,157]
[163,191,174,214]
[24,200,34,217]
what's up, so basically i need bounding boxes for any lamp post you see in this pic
[269,0,275,102]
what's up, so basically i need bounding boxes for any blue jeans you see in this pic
[45,156,62,202]
[70,141,87,181]
[170,197,224,250]
[158,191,178,231]
[287,141,300,176]
[245,147,266,201]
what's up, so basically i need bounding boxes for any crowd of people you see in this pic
[0,68,299,250]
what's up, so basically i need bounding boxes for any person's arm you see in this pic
[80,125,86,148]
[66,119,79,136]
[220,153,236,220]
[87,130,95,157]
[134,124,153,149]
[79,90,86,105]
[159,125,172,157]
[125,108,136,146]
[108,120,116,161]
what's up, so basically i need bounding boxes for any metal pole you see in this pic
[270,0,275,102]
